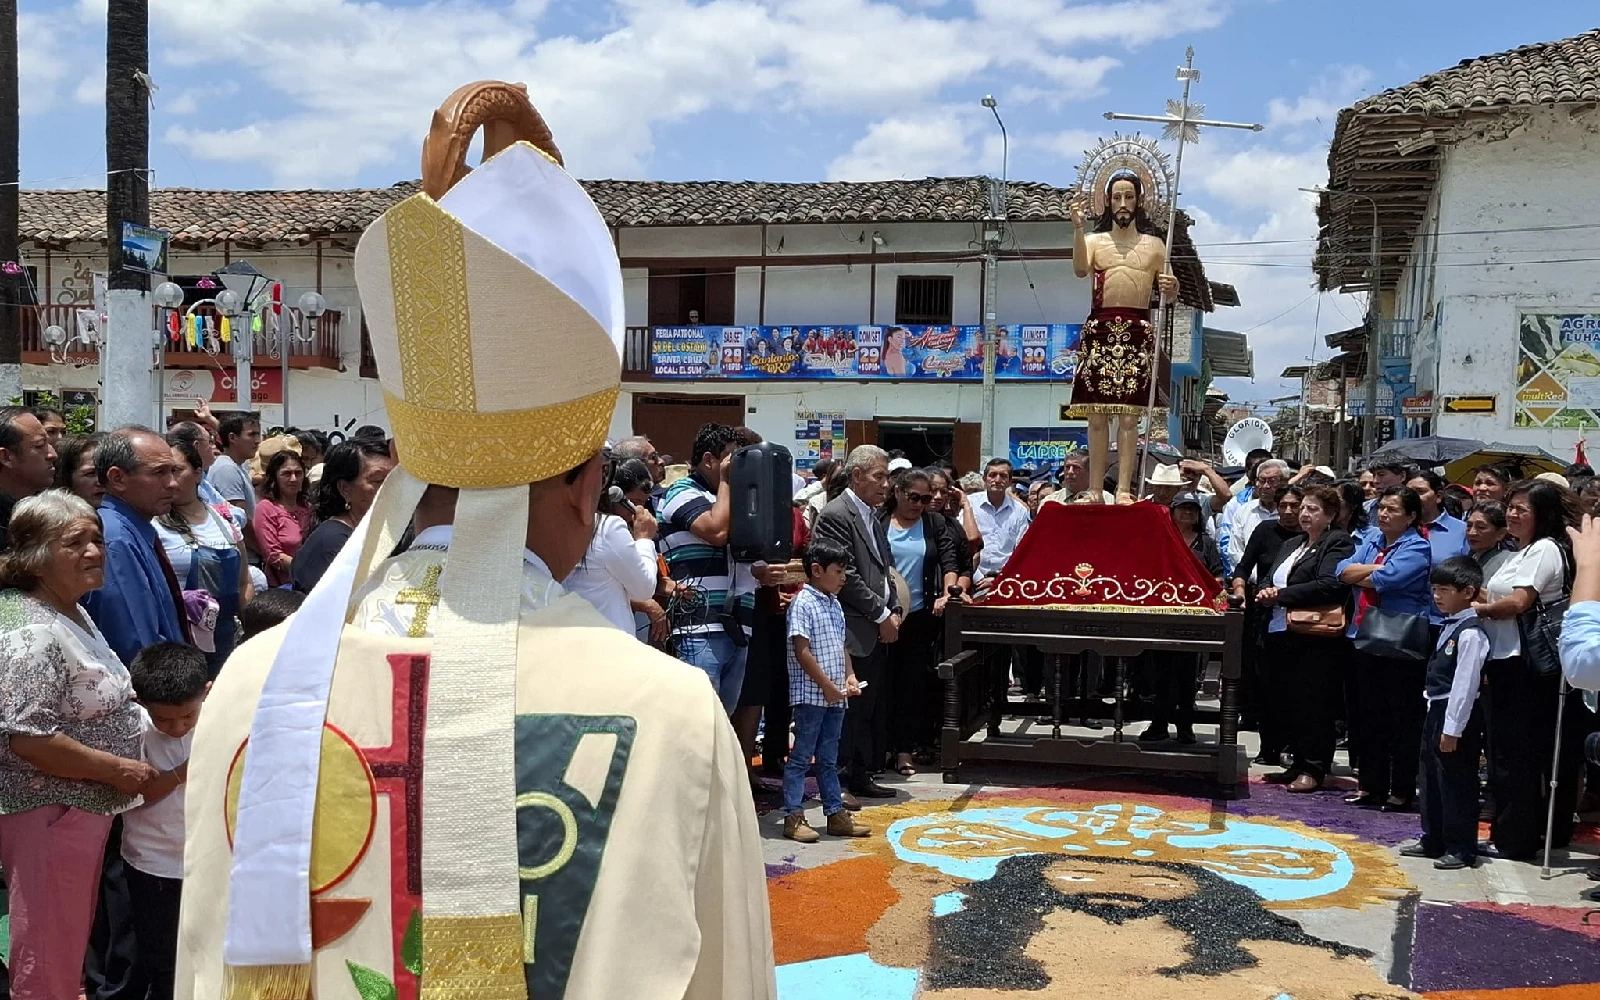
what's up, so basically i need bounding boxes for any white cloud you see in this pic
[18,12,73,115]
[826,109,978,180]
[1266,65,1371,128]
[141,0,1239,185]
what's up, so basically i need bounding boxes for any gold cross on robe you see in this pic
[395,563,444,638]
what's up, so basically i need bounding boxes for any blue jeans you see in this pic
[676,632,747,712]
[785,703,847,817]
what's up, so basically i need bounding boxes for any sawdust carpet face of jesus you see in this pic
[1064,172,1178,502]
[913,854,1416,1000]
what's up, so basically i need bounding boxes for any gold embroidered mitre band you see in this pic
[354,144,623,489]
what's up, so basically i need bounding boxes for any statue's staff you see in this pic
[1104,47,1262,490]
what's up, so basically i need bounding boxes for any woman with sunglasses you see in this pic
[879,468,959,775]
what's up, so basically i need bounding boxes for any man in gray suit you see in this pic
[815,444,902,800]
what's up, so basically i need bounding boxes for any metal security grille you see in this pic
[895,275,954,325]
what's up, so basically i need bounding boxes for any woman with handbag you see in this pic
[1256,486,1355,791]
[1339,486,1434,811]
[1471,479,1582,858]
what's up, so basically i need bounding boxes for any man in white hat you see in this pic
[176,84,774,1000]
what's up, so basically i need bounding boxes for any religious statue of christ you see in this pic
[1065,171,1178,502]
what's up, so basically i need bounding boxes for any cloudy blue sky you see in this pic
[19,0,1600,403]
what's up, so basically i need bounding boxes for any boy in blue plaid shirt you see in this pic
[784,539,872,843]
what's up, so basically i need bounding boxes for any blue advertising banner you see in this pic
[1008,426,1089,473]
[647,324,1081,381]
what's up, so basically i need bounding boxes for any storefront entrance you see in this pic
[846,418,980,473]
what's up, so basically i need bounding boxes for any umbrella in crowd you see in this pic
[1370,436,1486,467]
[1442,442,1568,485]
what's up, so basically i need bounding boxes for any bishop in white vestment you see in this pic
[176,83,776,1000]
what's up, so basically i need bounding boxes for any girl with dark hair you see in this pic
[926,467,980,594]
[156,436,252,672]
[1472,480,1583,857]
[1338,485,1433,811]
[252,451,314,588]
[291,440,395,593]
[880,469,959,772]
[54,432,107,508]
[1333,479,1371,540]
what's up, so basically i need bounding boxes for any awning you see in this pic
[1202,328,1253,377]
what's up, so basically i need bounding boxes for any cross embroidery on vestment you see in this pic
[394,563,443,638]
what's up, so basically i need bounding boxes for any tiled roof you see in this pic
[21,176,1213,310]
[1316,28,1600,292]
[19,177,1080,243]
[1352,28,1600,116]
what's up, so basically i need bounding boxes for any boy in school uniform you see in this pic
[783,538,871,843]
[123,643,211,1000]
[1402,556,1490,870]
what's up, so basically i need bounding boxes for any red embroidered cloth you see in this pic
[978,501,1226,614]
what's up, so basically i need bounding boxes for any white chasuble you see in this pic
[177,549,777,1000]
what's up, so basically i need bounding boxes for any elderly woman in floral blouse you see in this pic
[0,490,156,1000]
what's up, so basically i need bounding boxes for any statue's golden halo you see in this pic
[1077,133,1175,220]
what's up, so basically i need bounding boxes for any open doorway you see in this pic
[878,421,955,468]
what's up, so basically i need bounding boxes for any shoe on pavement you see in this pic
[1139,725,1170,743]
[849,780,898,799]
[841,791,862,811]
[1287,774,1321,793]
[1398,840,1442,859]
[783,814,819,843]
[1434,853,1476,870]
[826,810,872,838]
[1174,727,1197,745]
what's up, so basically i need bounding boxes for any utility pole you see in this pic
[0,0,21,405]
[102,0,152,431]
[979,96,1007,462]
[1361,221,1383,458]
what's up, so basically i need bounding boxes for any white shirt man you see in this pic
[967,460,1031,589]
[1221,459,1290,571]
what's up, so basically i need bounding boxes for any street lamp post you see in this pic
[213,261,271,410]
[1303,186,1381,465]
[980,95,1007,462]
[152,280,184,427]
[282,291,325,428]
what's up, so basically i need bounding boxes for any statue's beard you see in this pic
[1114,209,1135,228]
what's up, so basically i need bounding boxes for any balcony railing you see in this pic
[21,301,344,369]
[623,326,651,377]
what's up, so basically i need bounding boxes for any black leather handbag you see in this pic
[1518,547,1573,678]
[1352,607,1433,662]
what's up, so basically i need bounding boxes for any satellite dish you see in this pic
[1222,417,1274,468]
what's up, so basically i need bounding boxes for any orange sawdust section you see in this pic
[843,790,1411,911]
[1425,986,1600,999]
[766,853,899,966]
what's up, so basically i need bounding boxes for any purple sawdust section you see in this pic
[1228,780,1420,846]
[765,863,802,878]
[1410,902,1600,992]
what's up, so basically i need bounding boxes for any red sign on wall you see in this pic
[166,368,284,405]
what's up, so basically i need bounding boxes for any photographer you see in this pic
[565,457,660,638]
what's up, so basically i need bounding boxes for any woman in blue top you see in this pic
[879,468,958,775]
[1338,485,1433,811]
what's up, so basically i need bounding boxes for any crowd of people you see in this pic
[587,428,1600,866]
[0,403,399,1000]
[6,397,1600,998]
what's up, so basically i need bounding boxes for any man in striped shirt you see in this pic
[659,423,757,711]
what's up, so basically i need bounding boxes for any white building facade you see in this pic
[1316,29,1600,457]
[22,177,1230,469]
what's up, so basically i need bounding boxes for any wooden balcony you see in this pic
[22,302,344,370]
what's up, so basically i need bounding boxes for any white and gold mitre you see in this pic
[356,119,624,487]
[221,84,623,1000]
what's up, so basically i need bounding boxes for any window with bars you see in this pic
[894,275,954,325]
